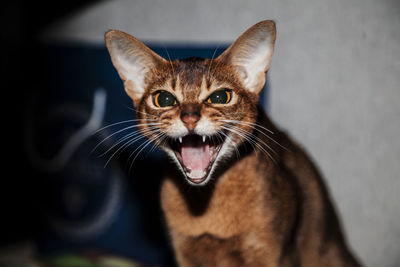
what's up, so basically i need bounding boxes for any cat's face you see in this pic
[128,57,259,186]
[106,20,276,186]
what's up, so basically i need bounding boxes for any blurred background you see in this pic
[1,0,399,266]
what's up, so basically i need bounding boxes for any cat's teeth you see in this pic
[179,137,183,143]
[202,135,206,143]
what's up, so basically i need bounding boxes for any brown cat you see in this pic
[105,20,361,267]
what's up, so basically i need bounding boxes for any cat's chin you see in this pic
[167,134,225,186]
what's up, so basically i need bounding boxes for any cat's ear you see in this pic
[105,30,166,105]
[217,20,276,94]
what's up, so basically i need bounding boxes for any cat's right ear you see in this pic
[105,30,166,105]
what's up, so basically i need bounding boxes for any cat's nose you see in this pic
[181,104,201,132]
[181,114,200,131]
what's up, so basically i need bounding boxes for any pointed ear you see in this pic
[105,30,166,105]
[217,20,276,94]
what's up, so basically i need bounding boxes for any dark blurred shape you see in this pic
[0,0,98,248]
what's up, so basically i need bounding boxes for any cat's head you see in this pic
[105,20,276,186]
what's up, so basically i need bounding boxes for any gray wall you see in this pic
[42,0,400,266]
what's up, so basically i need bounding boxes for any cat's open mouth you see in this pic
[169,134,224,185]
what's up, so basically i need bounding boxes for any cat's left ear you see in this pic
[105,30,166,105]
[217,20,276,94]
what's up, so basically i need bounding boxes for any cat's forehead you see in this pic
[176,57,208,83]
[174,57,208,100]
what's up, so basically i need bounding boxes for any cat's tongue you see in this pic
[181,137,210,180]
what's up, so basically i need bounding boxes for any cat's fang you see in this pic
[179,137,182,143]
[202,135,206,143]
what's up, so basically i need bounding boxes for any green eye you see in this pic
[153,90,177,107]
[207,89,232,104]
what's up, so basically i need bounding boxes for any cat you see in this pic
[105,20,361,267]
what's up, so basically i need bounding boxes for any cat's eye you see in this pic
[206,89,232,104]
[153,90,177,108]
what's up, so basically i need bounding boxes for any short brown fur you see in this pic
[105,20,361,266]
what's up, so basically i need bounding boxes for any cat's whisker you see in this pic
[91,122,162,154]
[220,119,274,134]
[226,124,276,152]
[220,126,261,159]
[147,132,165,154]
[97,126,160,157]
[97,131,139,157]
[219,119,289,152]
[220,126,255,150]
[103,129,161,168]
[221,125,277,164]
[103,135,145,168]
[127,131,166,173]
[122,104,135,111]
[163,46,176,79]
[210,54,225,78]
[148,132,168,154]
[134,109,159,119]
[92,118,157,135]
[214,131,225,146]
[123,106,159,119]
[218,130,241,159]
[226,124,279,158]
[207,45,221,80]
[92,125,138,154]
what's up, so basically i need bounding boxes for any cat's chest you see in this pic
[161,155,271,238]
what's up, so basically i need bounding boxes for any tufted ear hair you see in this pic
[217,20,276,94]
[105,30,166,105]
